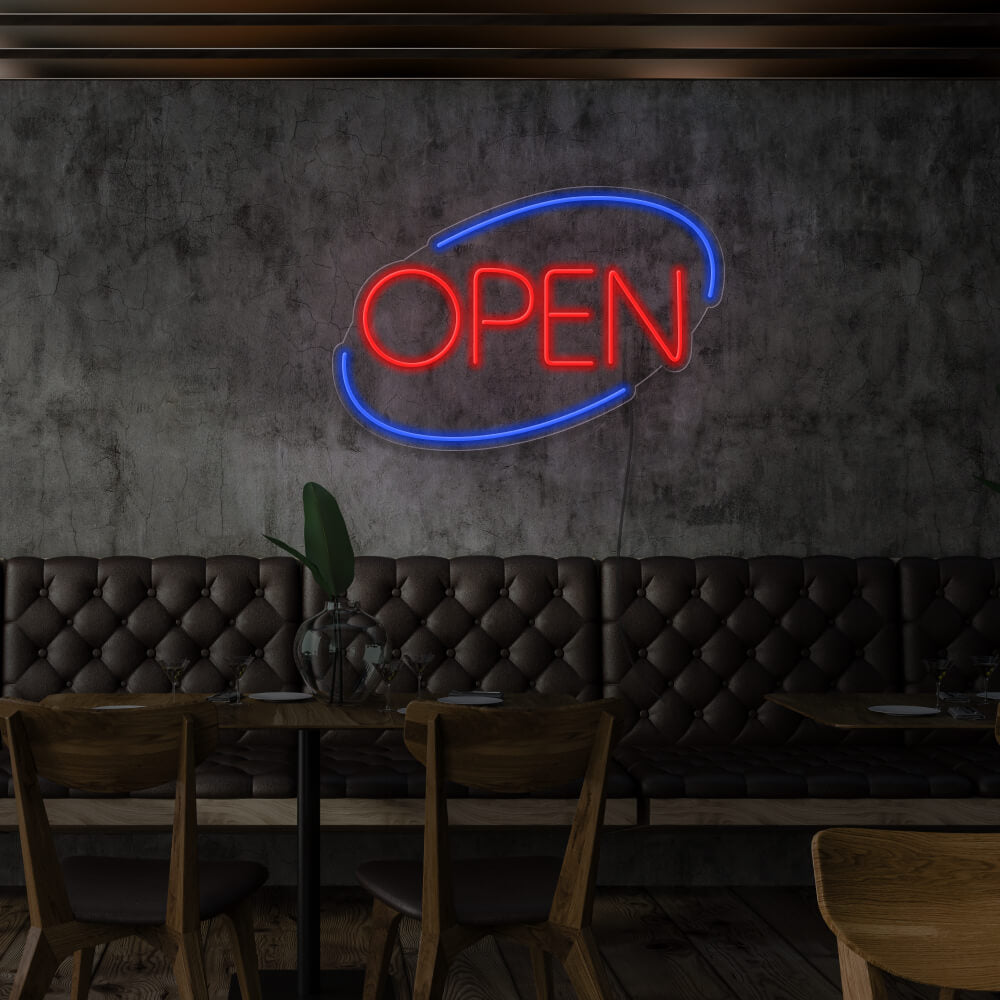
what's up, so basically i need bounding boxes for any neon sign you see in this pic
[334,187,724,449]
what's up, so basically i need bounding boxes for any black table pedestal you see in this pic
[229,730,394,999]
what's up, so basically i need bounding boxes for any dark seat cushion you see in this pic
[319,743,636,798]
[356,856,562,924]
[61,856,268,924]
[932,745,1000,796]
[614,744,976,798]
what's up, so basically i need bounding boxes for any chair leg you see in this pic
[837,940,888,1000]
[560,927,615,1000]
[172,928,211,1000]
[363,898,403,1000]
[529,944,553,1000]
[221,900,263,1000]
[412,927,449,1000]
[71,947,95,1000]
[10,927,59,1000]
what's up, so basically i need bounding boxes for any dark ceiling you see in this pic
[1,3,999,78]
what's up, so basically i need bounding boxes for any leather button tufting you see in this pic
[147,588,156,597]
[853,588,862,597]
[38,588,47,597]
[638,649,647,658]
[391,588,401,597]
[528,618,535,626]
[201,649,210,658]
[175,620,182,627]
[639,709,648,718]
[747,709,756,718]
[500,648,510,658]
[499,588,509,597]
[446,649,455,658]
[693,709,703,718]
[529,679,536,687]
[636,588,645,597]
[801,649,810,658]
[420,619,427,626]
[146,650,155,658]
[92,649,101,658]
[392,649,400,658]
[473,619,480,626]
[254,588,264,597]
[66,619,73,627]
[745,588,753,597]
[120,681,127,688]
[65,680,72,688]
[254,649,264,658]
[445,588,454,597]
[93,588,102,597]
[665,679,674,687]
[201,588,210,597]
[229,620,236,627]
[747,649,756,658]
[692,649,701,658]
[121,619,128,626]
[799,588,808,597]
[553,588,562,597]
[691,588,700,597]
[554,649,564,658]
[855,649,864,657]
[936,589,944,597]
[38,649,46,658]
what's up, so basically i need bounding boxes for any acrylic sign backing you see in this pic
[334,188,724,449]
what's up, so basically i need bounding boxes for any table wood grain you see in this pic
[34,690,576,730]
[765,691,998,730]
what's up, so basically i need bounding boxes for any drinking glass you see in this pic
[403,653,434,699]
[158,658,192,697]
[229,655,254,704]
[973,654,1000,704]
[922,658,954,710]
[376,658,401,713]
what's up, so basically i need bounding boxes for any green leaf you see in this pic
[301,482,355,597]
[976,475,1000,494]
[263,534,334,599]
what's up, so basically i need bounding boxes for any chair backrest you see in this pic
[813,827,1000,992]
[404,698,624,793]
[403,698,625,931]
[8,701,218,793]
[1,701,216,933]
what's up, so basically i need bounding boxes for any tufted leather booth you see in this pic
[2,553,1000,806]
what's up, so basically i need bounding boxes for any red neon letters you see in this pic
[359,263,688,371]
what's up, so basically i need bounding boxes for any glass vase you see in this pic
[294,598,387,704]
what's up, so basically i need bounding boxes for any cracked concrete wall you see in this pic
[0,80,997,560]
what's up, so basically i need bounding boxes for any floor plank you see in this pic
[1,885,995,1000]
[591,889,726,1000]
[650,887,844,1000]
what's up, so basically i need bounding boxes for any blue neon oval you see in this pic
[335,347,631,448]
[431,188,724,305]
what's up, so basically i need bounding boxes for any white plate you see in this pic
[868,704,941,716]
[247,692,314,702]
[93,704,144,710]
[437,694,504,706]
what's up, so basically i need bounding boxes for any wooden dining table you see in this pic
[38,689,575,999]
[765,690,1000,731]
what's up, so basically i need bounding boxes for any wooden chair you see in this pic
[0,701,267,1000]
[813,826,1000,1000]
[357,698,625,1000]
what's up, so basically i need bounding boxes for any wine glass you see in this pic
[229,655,254,704]
[403,653,434,700]
[376,657,401,713]
[922,658,953,710]
[158,658,192,698]
[973,654,1000,704]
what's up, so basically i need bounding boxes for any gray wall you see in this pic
[1,80,998,560]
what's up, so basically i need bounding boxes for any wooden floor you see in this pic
[0,885,996,999]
